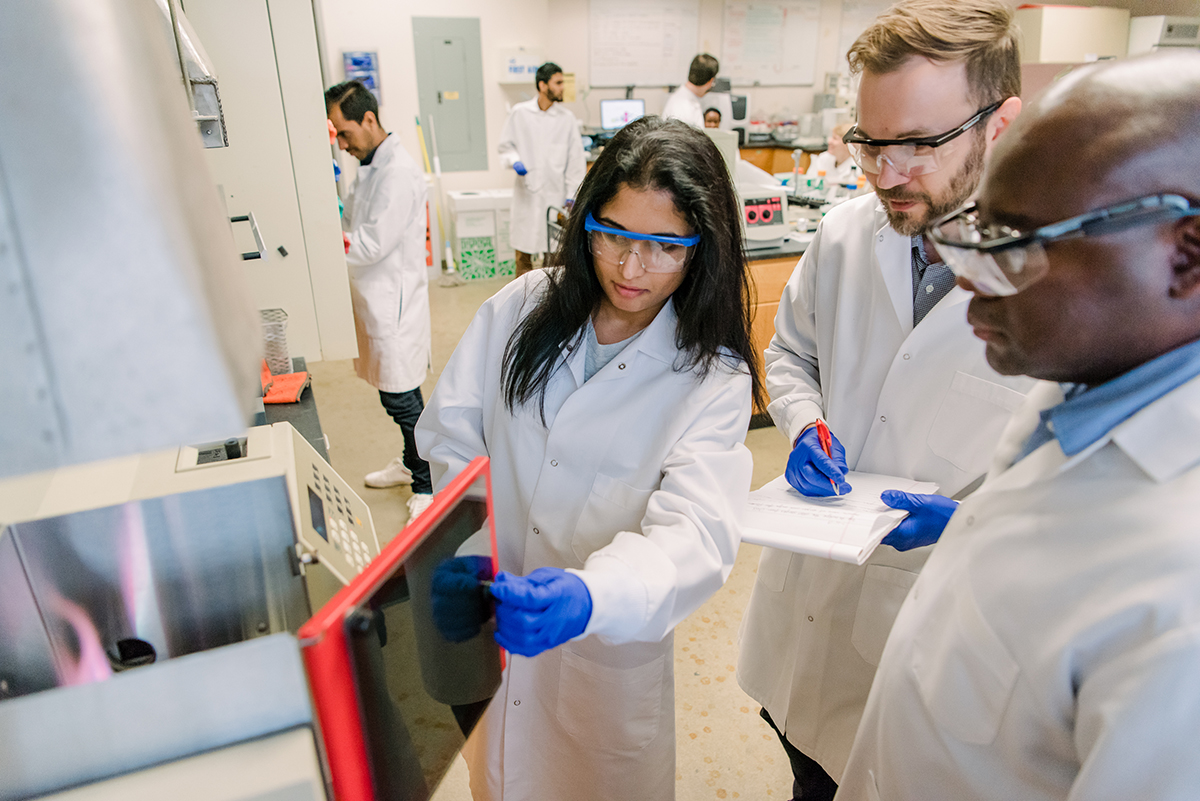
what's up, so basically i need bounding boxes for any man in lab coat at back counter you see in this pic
[839,49,1200,800]
[497,62,586,277]
[661,53,719,129]
[735,2,1034,799]
[326,81,434,520]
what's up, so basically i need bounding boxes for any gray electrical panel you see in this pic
[413,17,487,172]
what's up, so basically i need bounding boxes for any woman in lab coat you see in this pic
[416,116,764,801]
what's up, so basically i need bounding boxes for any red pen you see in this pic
[815,418,841,496]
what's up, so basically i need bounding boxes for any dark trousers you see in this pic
[760,707,838,801]
[378,387,433,494]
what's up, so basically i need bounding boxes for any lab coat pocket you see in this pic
[556,649,664,753]
[928,372,1026,473]
[755,547,792,593]
[572,473,654,562]
[911,581,1018,745]
[851,565,918,667]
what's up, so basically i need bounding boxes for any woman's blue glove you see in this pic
[786,426,852,496]
[430,555,494,642]
[880,491,959,551]
[513,161,528,176]
[489,568,592,657]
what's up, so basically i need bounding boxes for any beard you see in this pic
[875,130,986,236]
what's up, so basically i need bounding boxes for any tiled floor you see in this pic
[308,275,795,800]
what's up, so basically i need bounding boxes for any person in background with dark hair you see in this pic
[417,116,764,800]
[325,80,434,519]
[498,62,587,277]
[663,53,719,129]
[704,107,722,129]
[735,1,1033,798]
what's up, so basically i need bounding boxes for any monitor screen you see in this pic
[301,459,501,801]
[600,98,645,130]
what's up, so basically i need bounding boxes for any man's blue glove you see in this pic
[489,568,592,657]
[786,426,852,496]
[880,491,959,551]
[513,161,528,176]
[430,556,494,642]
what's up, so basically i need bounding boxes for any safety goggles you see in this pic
[584,213,700,274]
[930,193,1200,297]
[842,100,1003,178]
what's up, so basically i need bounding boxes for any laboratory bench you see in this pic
[747,239,807,426]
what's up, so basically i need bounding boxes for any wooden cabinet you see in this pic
[748,254,802,417]
[740,147,810,175]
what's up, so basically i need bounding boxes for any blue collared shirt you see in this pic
[1016,337,1200,463]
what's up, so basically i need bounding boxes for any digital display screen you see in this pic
[345,496,500,800]
[307,486,328,542]
[600,99,645,130]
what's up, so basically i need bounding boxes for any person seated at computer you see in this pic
[807,121,856,186]
[704,108,722,129]
[417,116,764,801]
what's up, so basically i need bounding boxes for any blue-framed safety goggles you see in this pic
[583,212,700,273]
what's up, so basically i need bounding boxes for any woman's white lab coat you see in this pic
[736,193,1034,780]
[415,273,752,801]
[342,135,431,393]
[497,100,586,255]
[839,376,1200,801]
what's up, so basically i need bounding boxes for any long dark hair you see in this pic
[501,115,765,417]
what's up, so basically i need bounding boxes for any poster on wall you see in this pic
[722,1,821,86]
[343,51,381,102]
[589,0,700,87]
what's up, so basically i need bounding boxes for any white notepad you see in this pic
[742,472,939,565]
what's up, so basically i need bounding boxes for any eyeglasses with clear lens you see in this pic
[930,193,1200,297]
[843,100,1003,179]
[584,213,699,274]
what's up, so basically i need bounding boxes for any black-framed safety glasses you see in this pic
[930,193,1200,297]
[842,100,1004,178]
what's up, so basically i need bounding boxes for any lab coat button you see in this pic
[880,415,887,423]
[618,363,626,370]
[551,459,559,467]
[514,700,521,706]
[966,516,975,526]
[533,527,540,535]
[807,616,814,622]
[903,353,911,360]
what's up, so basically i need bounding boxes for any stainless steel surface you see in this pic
[0,476,309,699]
[0,634,316,801]
[0,0,261,479]
[156,0,230,147]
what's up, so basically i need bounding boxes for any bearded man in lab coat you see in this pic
[735,3,1033,799]
[840,49,1200,801]
[326,81,434,519]
[662,53,719,129]
[497,62,586,277]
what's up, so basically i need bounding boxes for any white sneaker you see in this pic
[365,457,413,488]
[406,493,434,520]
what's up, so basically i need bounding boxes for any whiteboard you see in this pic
[589,0,700,87]
[721,1,821,86]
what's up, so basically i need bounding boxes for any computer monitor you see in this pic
[600,98,645,130]
[301,457,502,801]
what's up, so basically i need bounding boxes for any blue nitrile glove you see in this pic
[785,426,852,496]
[513,161,528,176]
[880,491,959,551]
[489,567,592,657]
[431,555,494,642]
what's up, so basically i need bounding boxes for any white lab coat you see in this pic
[497,100,586,255]
[736,192,1034,781]
[838,375,1200,801]
[415,272,753,800]
[661,85,705,128]
[342,135,431,393]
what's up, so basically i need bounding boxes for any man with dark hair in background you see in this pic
[663,53,719,129]
[325,80,434,520]
[735,2,1033,798]
[497,62,586,277]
